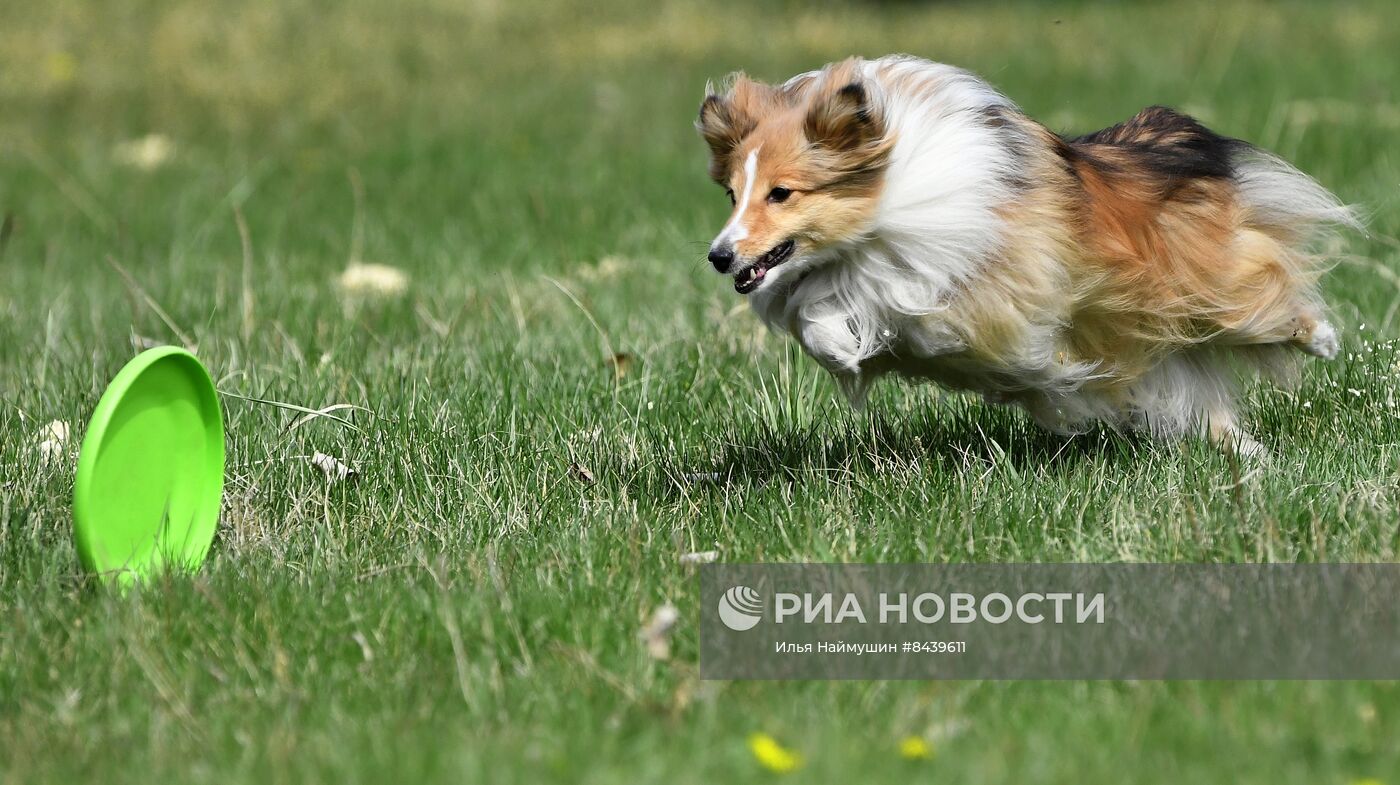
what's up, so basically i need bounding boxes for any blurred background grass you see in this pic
[3,1,1400,783]
[3,0,1396,283]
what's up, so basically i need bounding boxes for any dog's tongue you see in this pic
[735,264,767,292]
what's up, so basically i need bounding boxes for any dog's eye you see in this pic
[725,188,736,206]
[768,187,792,204]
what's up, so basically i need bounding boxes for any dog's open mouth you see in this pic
[733,240,796,294]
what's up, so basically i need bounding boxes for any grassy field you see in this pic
[3,0,1400,782]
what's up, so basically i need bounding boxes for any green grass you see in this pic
[4,0,1400,782]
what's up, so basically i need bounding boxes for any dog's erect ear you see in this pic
[698,74,770,181]
[805,80,882,150]
[697,93,740,157]
[697,90,754,180]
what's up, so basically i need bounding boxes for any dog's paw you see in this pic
[1206,417,1270,461]
[1296,320,1340,360]
[1231,432,1270,461]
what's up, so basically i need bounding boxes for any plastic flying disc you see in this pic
[73,346,224,584]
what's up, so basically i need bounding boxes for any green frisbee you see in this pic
[73,346,224,585]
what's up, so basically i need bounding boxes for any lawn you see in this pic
[3,0,1400,782]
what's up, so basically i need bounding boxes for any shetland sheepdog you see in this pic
[696,55,1358,455]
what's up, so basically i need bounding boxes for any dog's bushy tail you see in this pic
[1232,144,1361,254]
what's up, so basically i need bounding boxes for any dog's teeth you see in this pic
[733,264,768,293]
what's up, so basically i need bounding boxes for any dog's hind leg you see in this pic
[1208,229,1340,360]
[1131,350,1269,458]
[1202,406,1268,459]
[1285,313,1340,359]
[1221,302,1340,360]
[1220,303,1339,360]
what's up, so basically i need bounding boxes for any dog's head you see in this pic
[696,60,892,295]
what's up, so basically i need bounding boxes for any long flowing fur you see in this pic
[698,55,1358,453]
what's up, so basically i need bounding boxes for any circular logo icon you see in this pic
[718,585,763,631]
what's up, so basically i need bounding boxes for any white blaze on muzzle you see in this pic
[716,147,760,247]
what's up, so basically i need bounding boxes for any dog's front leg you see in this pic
[794,310,864,375]
[902,318,966,359]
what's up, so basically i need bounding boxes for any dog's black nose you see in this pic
[708,246,736,273]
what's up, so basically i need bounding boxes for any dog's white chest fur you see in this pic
[713,54,1353,452]
[745,58,1035,387]
[755,273,1076,403]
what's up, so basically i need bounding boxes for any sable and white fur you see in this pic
[697,55,1357,454]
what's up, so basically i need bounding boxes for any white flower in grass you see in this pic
[679,550,719,565]
[338,263,409,297]
[35,420,70,466]
[113,134,175,171]
[640,603,680,660]
[38,420,70,443]
[38,441,65,464]
[310,451,357,481]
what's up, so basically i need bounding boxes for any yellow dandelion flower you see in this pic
[898,735,934,760]
[748,732,803,774]
[45,51,77,84]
